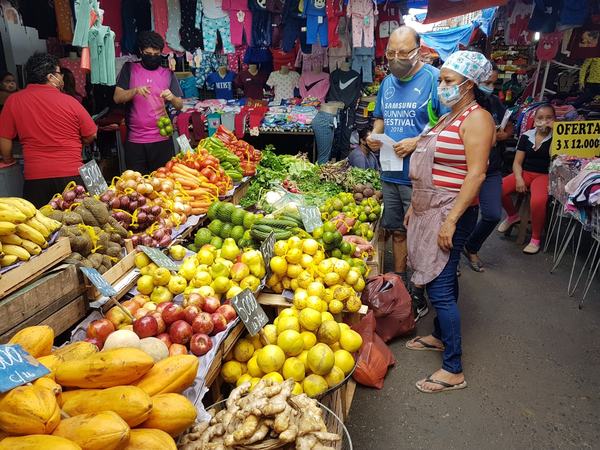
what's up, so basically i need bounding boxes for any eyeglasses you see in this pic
[385,47,419,60]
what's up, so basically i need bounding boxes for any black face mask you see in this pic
[141,54,162,70]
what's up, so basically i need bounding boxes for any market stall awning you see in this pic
[421,23,477,61]
[423,0,507,24]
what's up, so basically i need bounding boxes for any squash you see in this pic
[55,347,154,388]
[8,325,54,357]
[32,377,62,396]
[139,393,197,437]
[53,341,98,361]
[58,389,95,408]
[37,354,63,380]
[134,354,198,396]
[0,385,60,435]
[0,435,82,450]
[52,411,130,450]
[123,429,176,450]
[61,386,152,427]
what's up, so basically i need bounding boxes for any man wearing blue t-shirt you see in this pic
[367,26,447,321]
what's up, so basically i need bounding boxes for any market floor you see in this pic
[346,232,600,450]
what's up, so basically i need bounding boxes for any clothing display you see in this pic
[201,0,228,18]
[312,110,337,164]
[351,46,374,83]
[305,0,328,46]
[235,69,268,99]
[267,70,301,103]
[166,0,185,52]
[299,71,330,103]
[580,58,600,87]
[203,15,235,53]
[326,0,343,48]
[207,70,236,100]
[347,0,376,48]
[223,0,252,46]
[54,0,73,43]
[249,0,273,48]
[375,2,401,58]
[120,0,151,55]
[180,0,203,52]
[59,58,88,98]
[328,16,351,69]
[296,44,328,72]
[327,68,361,107]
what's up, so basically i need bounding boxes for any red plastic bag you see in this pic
[360,273,415,342]
[352,312,395,389]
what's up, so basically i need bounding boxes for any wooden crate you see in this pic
[85,249,139,302]
[0,264,87,342]
[0,237,71,299]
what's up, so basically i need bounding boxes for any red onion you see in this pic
[110,198,121,209]
[131,235,141,246]
[119,196,130,209]
[140,205,151,214]
[137,196,146,206]
[74,185,86,195]
[100,193,112,203]
[147,214,156,223]
[142,235,154,246]
[49,200,59,209]
[114,211,126,221]
[137,212,148,223]
[129,201,138,211]
[129,192,138,202]
[63,191,76,202]
[153,229,165,240]
[158,235,172,247]
[151,205,162,216]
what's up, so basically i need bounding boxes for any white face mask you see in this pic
[50,74,64,90]
[438,80,468,107]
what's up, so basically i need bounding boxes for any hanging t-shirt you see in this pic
[327,69,361,107]
[373,64,446,185]
[536,31,563,61]
[267,70,301,103]
[569,25,600,59]
[207,71,236,100]
[201,0,227,18]
[299,71,330,102]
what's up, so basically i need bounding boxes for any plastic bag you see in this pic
[352,311,395,389]
[360,273,415,342]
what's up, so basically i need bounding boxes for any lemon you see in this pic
[286,264,303,279]
[281,277,291,290]
[290,279,300,291]
[240,362,248,374]
[286,248,303,264]
[262,372,284,383]
[324,366,345,388]
[307,343,335,375]
[307,281,325,298]
[328,299,344,314]
[299,308,322,331]
[249,377,261,391]
[277,316,300,334]
[236,373,253,387]
[248,334,263,351]
[137,275,155,295]
[270,256,288,277]
[274,240,289,257]
[300,331,317,350]
[293,295,307,310]
[317,259,334,276]
[221,361,243,384]
[317,320,341,345]
[297,350,309,368]
[247,355,264,377]
[300,254,314,269]
[277,329,304,356]
[302,238,319,255]
[345,268,361,286]
[339,323,351,333]
[333,285,352,301]
[320,300,329,313]
[313,250,325,264]
[322,288,335,303]
[282,357,306,382]
[288,236,303,249]
[354,277,366,292]
[292,382,303,395]
[323,272,340,287]
[303,374,328,397]
[233,339,255,362]
[296,270,313,288]
[257,345,286,373]
[134,252,151,269]
[266,273,280,288]
[346,296,362,313]
[340,330,363,353]
[262,324,278,345]
[333,260,350,279]
[329,342,341,352]
[279,307,299,318]
[334,349,355,375]
[306,295,322,311]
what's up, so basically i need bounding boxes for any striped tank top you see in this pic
[432,104,480,192]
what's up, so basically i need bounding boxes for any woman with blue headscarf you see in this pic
[404,51,496,393]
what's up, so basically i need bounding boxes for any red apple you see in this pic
[84,336,103,350]
[203,296,221,314]
[210,313,227,335]
[150,312,166,334]
[192,312,214,335]
[162,303,185,325]
[185,293,206,309]
[122,299,141,315]
[190,333,213,356]
[169,343,188,356]
[216,304,237,323]
[105,306,132,329]
[169,320,193,345]
[156,332,172,348]
[134,308,149,320]
[86,319,115,343]
[183,305,200,324]
[133,315,159,338]
[156,301,173,315]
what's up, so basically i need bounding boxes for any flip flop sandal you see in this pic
[405,337,444,352]
[416,377,468,394]
[463,249,484,272]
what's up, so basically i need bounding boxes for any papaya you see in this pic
[0,385,60,435]
[55,348,154,388]
[37,354,63,380]
[0,435,82,450]
[134,354,198,396]
[53,341,98,361]
[61,386,152,427]
[123,429,176,450]
[52,411,130,450]
[32,377,62,396]
[8,325,54,357]
[139,393,197,437]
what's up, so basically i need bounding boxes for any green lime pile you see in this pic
[157,116,173,136]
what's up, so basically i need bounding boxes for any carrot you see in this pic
[175,178,200,189]
[173,163,200,177]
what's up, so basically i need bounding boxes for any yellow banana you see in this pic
[2,244,30,261]
[19,239,42,256]
[25,217,51,238]
[15,223,46,247]
[0,208,27,223]
[0,221,17,236]
[35,211,62,233]
[0,234,23,246]
[0,198,35,219]
[0,254,18,267]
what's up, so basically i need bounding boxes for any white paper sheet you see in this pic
[370,133,404,171]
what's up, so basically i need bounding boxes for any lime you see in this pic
[368,213,378,222]
[210,236,223,249]
[339,241,352,255]
[323,232,335,244]
[159,128,168,137]
[220,223,233,239]
[230,225,245,242]
[332,231,343,247]
[359,213,368,222]
[331,249,342,259]
[312,226,324,239]
[322,222,336,233]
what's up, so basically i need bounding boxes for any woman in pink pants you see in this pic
[498,104,556,254]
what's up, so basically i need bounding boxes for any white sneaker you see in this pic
[523,241,540,254]
[497,217,520,233]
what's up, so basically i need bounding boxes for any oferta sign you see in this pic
[551,120,600,158]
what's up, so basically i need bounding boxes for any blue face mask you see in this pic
[478,85,494,96]
[438,80,467,107]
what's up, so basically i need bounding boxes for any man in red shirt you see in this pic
[0,53,97,207]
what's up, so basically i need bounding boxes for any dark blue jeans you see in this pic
[428,206,478,374]
[465,171,503,254]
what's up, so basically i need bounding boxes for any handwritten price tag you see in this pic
[177,135,194,154]
[299,206,323,232]
[139,246,178,272]
[80,267,117,297]
[0,345,50,393]
[260,231,275,277]
[231,289,269,336]
[79,160,108,196]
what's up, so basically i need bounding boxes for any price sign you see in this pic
[0,345,50,393]
[139,246,178,272]
[79,160,108,196]
[299,206,323,232]
[260,231,275,276]
[80,267,117,297]
[177,135,194,154]
[551,120,600,158]
[231,289,269,336]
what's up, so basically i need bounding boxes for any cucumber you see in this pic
[278,213,303,227]
[255,219,298,230]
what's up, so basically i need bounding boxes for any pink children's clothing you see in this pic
[152,0,170,53]
[223,0,253,46]
[347,0,377,48]
[299,71,330,103]
[295,44,328,73]
[227,45,249,73]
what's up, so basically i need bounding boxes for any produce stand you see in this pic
[84,249,140,303]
